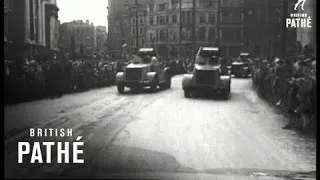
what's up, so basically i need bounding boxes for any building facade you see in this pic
[4,0,59,63]
[108,0,309,58]
[296,0,316,53]
[59,20,96,55]
[95,26,108,54]
[107,0,148,53]
[144,0,219,58]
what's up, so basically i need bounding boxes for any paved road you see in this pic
[4,75,316,179]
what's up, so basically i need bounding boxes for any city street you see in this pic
[4,75,316,179]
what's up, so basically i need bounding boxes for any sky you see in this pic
[57,0,109,28]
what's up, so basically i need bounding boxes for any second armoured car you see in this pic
[182,47,231,98]
[231,52,252,78]
[115,48,172,94]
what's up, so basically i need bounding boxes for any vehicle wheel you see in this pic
[151,76,159,93]
[224,87,231,99]
[184,90,191,98]
[151,84,157,92]
[160,83,166,90]
[117,84,125,94]
[166,77,172,88]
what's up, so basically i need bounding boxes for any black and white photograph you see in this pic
[4,0,317,179]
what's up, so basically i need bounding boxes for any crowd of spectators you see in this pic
[251,47,316,133]
[4,54,119,105]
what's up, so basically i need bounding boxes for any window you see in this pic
[181,31,187,41]
[199,27,206,41]
[173,32,177,41]
[150,33,154,42]
[187,12,192,24]
[208,0,214,7]
[172,14,177,24]
[160,16,165,25]
[149,3,154,11]
[160,29,165,41]
[182,11,186,24]
[209,28,215,41]
[141,39,145,45]
[139,27,143,35]
[131,18,136,25]
[157,3,165,11]
[172,0,179,4]
[199,13,206,24]
[209,14,215,24]
[131,27,135,35]
[156,30,159,42]
[166,15,169,24]
[149,16,154,25]
[199,0,207,8]
[139,17,143,24]
[171,0,179,9]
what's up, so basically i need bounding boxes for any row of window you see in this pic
[131,13,216,26]
[146,27,217,42]
[148,0,215,12]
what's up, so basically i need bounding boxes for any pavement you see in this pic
[4,75,316,179]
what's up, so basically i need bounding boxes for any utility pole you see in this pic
[192,0,196,56]
[135,0,139,50]
[179,0,182,58]
[281,0,288,58]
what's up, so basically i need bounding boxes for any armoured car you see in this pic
[115,48,172,93]
[182,47,231,98]
[231,52,252,78]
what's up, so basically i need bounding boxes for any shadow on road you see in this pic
[58,145,195,178]
[118,87,171,95]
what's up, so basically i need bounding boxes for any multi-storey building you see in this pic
[218,0,244,57]
[107,0,148,53]
[95,26,108,54]
[296,0,316,53]
[146,0,218,58]
[4,0,59,64]
[59,20,96,55]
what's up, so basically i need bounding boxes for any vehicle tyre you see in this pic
[224,87,231,99]
[117,84,125,94]
[151,84,157,92]
[166,77,172,88]
[160,83,166,90]
[184,89,191,98]
[151,76,159,93]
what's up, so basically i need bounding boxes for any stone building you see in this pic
[219,0,244,57]
[95,26,108,54]
[146,0,218,58]
[107,0,148,53]
[296,0,316,54]
[59,20,96,55]
[4,0,59,63]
